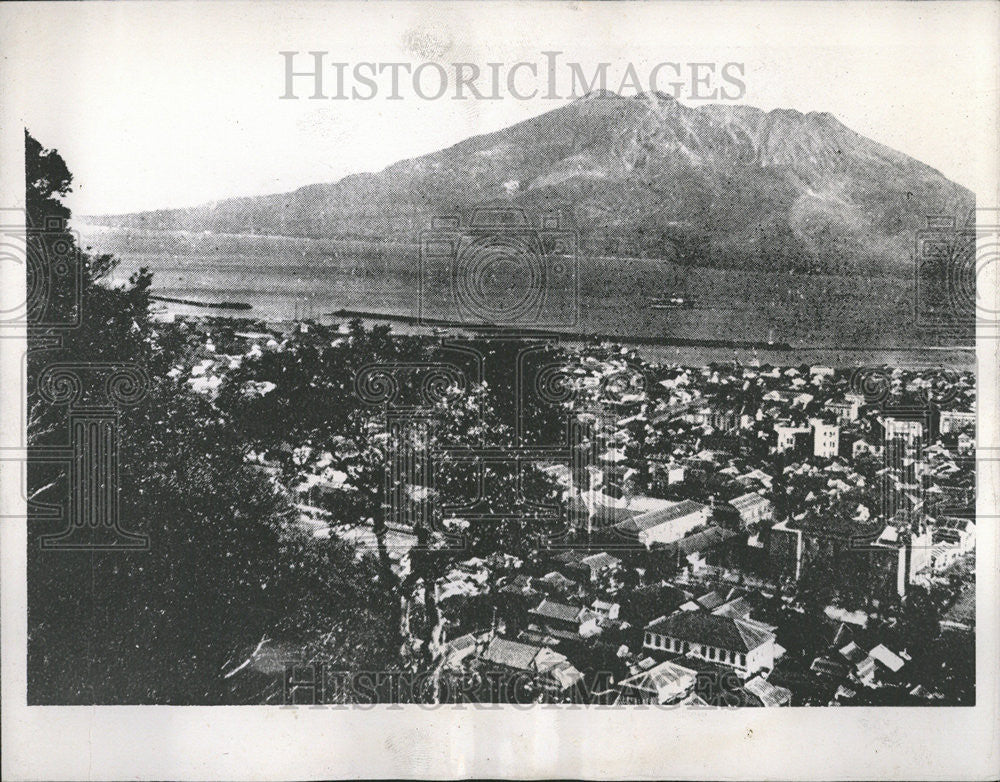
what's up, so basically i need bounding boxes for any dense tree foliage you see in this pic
[26,132,392,703]
[24,136,568,702]
[214,327,569,698]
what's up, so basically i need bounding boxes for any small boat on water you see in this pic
[650,296,695,310]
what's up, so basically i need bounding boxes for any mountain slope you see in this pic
[90,92,973,275]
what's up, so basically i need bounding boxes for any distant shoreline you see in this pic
[149,303,974,369]
[150,294,252,311]
[325,307,795,350]
[81,222,976,368]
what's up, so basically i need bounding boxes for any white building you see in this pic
[615,659,698,705]
[649,459,686,485]
[939,410,975,434]
[881,416,924,444]
[824,398,860,423]
[775,422,810,453]
[810,418,840,458]
[729,492,773,528]
[613,500,711,548]
[933,517,975,552]
[643,611,776,677]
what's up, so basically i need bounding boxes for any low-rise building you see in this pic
[474,636,584,695]
[852,438,882,460]
[649,457,686,485]
[526,598,602,641]
[824,398,860,423]
[728,492,773,529]
[612,500,711,548]
[939,409,975,434]
[741,675,792,706]
[775,422,811,453]
[590,599,621,621]
[931,543,962,571]
[656,526,739,572]
[868,644,905,676]
[615,659,698,705]
[552,549,622,583]
[537,571,582,596]
[736,468,773,490]
[580,551,623,581]
[933,517,975,552]
[880,415,925,444]
[643,611,777,677]
[444,633,478,667]
[793,392,815,408]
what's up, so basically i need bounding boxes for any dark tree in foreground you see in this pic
[25,132,390,704]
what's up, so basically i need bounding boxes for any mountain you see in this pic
[90,91,973,275]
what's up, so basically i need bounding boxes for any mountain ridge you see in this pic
[88,92,973,276]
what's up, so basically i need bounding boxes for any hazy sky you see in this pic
[5,1,998,215]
